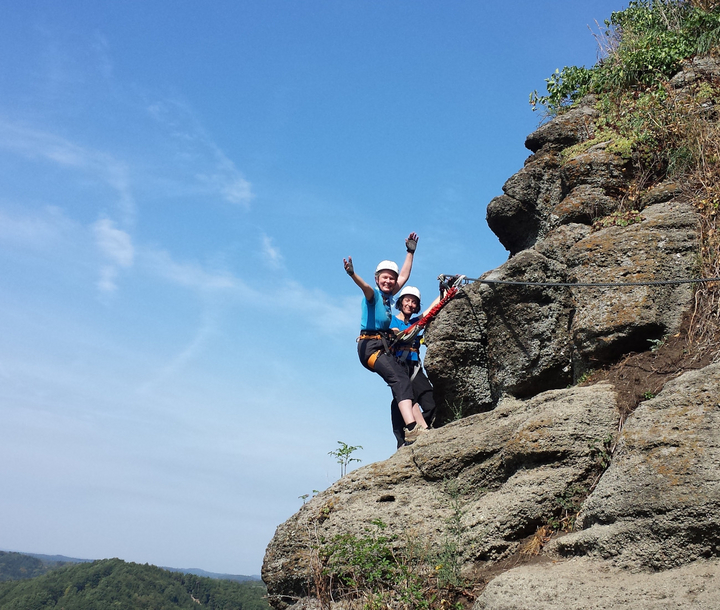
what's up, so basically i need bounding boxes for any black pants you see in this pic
[358,337,414,405]
[391,362,436,448]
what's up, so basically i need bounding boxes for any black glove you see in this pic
[406,238,417,253]
[344,259,355,276]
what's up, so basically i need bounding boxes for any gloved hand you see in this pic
[406,232,418,253]
[343,257,355,276]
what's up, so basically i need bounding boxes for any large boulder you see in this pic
[550,362,720,570]
[567,200,699,367]
[262,384,618,609]
[425,249,574,412]
[473,557,720,610]
[427,199,698,414]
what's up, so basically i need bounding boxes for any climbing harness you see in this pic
[358,330,394,371]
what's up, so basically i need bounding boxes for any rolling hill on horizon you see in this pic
[0,549,261,582]
[0,555,269,609]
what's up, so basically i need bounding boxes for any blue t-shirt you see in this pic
[360,287,395,331]
[391,314,421,362]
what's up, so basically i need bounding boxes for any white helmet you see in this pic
[375,260,399,277]
[395,285,421,310]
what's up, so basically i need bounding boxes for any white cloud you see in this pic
[93,218,134,268]
[221,176,253,206]
[97,265,119,293]
[0,206,75,249]
[270,280,357,336]
[143,247,254,295]
[147,99,254,208]
[0,119,136,224]
[261,234,284,269]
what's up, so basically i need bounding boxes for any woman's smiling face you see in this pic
[376,271,398,293]
[400,295,420,316]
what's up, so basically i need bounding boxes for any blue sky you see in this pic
[0,1,625,576]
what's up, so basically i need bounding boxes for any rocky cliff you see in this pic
[263,57,720,610]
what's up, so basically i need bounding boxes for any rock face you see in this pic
[263,59,720,610]
[550,363,720,570]
[425,99,699,413]
[263,384,618,609]
[473,557,720,610]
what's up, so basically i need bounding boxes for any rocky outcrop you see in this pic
[550,363,720,569]
[473,557,720,609]
[425,197,698,412]
[264,58,720,610]
[426,94,699,412]
[263,384,618,609]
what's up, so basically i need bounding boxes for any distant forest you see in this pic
[0,553,269,609]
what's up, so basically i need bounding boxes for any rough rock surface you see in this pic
[473,557,720,610]
[567,201,698,365]
[427,91,700,411]
[262,385,618,609]
[425,197,698,410]
[550,363,720,569]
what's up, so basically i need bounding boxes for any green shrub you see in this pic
[531,1,720,115]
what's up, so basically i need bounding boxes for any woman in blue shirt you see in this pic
[390,286,438,448]
[343,232,426,445]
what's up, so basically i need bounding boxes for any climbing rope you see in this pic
[390,274,720,348]
[392,287,459,345]
[440,275,720,288]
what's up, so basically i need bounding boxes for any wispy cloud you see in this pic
[97,266,120,294]
[0,119,136,224]
[143,247,254,295]
[261,234,284,270]
[93,218,134,293]
[271,280,357,336]
[137,308,218,394]
[93,218,134,267]
[147,100,254,208]
[0,206,76,249]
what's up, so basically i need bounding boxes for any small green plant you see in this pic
[313,483,475,608]
[642,391,656,400]
[552,484,589,531]
[589,434,614,470]
[299,490,320,504]
[648,337,665,352]
[592,209,645,230]
[445,398,465,421]
[319,519,429,609]
[329,441,363,478]
[530,1,720,115]
[425,480,469,592]
[575,368,595,385]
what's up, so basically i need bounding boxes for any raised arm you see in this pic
[421,294,441,317]
[344,257,375,301]
[394,232,418,294]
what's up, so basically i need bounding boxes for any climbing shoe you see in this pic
[403,425,427,444]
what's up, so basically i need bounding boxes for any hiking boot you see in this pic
[403,425,427,444]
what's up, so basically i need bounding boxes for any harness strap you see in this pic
[358,331,393,371]
[409,361,421,382]
[367,349,383,370]
[395,345,419,353]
